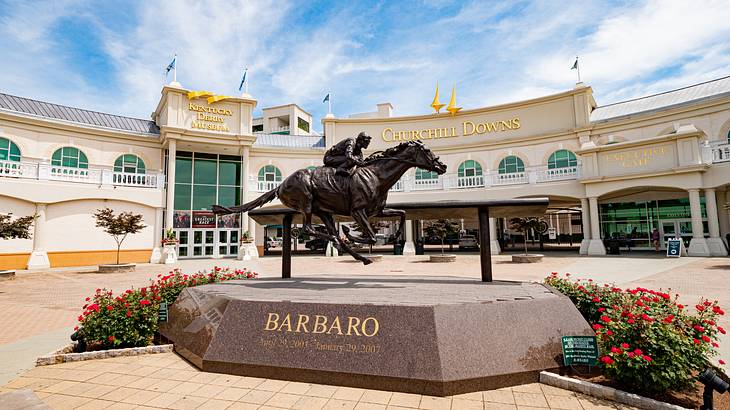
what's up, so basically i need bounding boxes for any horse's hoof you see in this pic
[362,258,373,265]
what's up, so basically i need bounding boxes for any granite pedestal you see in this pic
[159,276,593,396]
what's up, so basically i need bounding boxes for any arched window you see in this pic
[307,166,317,171]
[51,147,88,168]
[0,137,21,162]
[498,155,524,174]
[457,160,483,177]
[114,154,146,174]
[258,165,282,190]
[415,168,438,180]
[547,150,577,169]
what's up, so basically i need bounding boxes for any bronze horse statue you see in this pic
[212,140,447,264]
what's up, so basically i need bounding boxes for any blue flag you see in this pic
[323,93,330,103]
[165,56,176,74]
[238,69,247,92]
[571,58,578,70]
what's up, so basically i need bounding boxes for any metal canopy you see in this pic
[247,198,549,226]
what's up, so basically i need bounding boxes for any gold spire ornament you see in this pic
[446,85,462,115]
[430,83,445,113]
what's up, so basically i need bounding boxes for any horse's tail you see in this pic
[212,187,278,215]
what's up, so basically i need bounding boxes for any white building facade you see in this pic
[1,77,730,269]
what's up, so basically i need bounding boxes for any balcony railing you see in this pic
[0,159,162,188]
[257,180,281,192]
[707,141,730,163]
[491,171,527,186]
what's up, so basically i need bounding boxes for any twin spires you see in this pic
[431,83,462,115]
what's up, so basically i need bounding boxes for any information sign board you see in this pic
[562,335,598,366]
[666,238,682,258]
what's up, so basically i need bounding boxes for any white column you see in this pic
[687,189,711,256]
[164,139,177,231]
[720,190,730,246]
[579,198,591,254]
[703,188,727,256]
[149,207,164,263]
[489,217,500,254]
[587,197,606,255]
[27,203,51,269]
[402,220,416,255]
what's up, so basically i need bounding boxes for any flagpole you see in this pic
[575,56,581,83]
[328,93,332,115]
[245,68,249,95]
[173,53,177,83]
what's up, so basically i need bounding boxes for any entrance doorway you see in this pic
[176,228,239,258]
[659,220,693,249]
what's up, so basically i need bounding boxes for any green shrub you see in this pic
[545,272,725,393]
[76,267,257,349]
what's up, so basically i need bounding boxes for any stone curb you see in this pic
[539,371,690,410]
[35,344,173,366]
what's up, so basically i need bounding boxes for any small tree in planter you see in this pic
[0,213,35,240]
[509,217,548,260]
[93,208,146,266]
[241,230,252,243]
[425,219,460,255]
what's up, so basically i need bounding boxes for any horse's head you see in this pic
[398,141,447,174]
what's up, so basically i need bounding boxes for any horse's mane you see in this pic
[363,141,422,164]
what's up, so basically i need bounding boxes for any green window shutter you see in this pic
[415,168,437,180]
[498,156,524,174]
[547,150,577,169]
[0,137,21,162]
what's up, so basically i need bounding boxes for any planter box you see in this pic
[37,343,173,366]
[98,263,136,273]
[512,254,544,263]
[429,254,456,263]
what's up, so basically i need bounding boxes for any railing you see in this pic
[413,177,441,191]
[534,166,579,182]
[455,175,485,188]
[491,171,527,186]
[0,159,162,189]
[257,180,281,192]
[708,141,730,163]
[389,179,404,192]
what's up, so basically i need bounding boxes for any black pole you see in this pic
[282,213,293,279]
[478,206,492,282]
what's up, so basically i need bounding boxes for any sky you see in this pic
[1,0,729,132]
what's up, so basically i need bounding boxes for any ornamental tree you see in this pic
[0,213,35,240]
[509,217,548,255]
[93,208,146,265]
[424,219,460,254]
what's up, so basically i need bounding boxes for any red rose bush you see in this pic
[77,266,257,349]
[545,272,724,393]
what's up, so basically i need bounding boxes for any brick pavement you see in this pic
[1,352,636,409]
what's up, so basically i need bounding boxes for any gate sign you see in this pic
[666,238,682,258]
[192,211,216,228]
[562,335,598,366]
[548,227,557,240]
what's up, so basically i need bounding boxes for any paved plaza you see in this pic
[0,252,728,409]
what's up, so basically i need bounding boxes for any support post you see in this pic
[478,206,492,282]
[282,213,293,278]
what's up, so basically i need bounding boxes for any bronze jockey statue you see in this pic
[323,132,372,176]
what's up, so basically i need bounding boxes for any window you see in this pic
[498,155,524,174]
[727,130,730,143]
[547,150,577,169]
[457,160,482,178]
[258,165,282,182]
[51,147,88,168]
[0,137,21,162]
[297,117,310,133]
[415,168,438,180]
[252,124,263,132]
[114,154,146,174]
[307,166,317,171]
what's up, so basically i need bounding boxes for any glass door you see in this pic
[660,221,677,250]
[218,229,239,257]
[177,229,190,258]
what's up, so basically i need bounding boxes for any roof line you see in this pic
[596,74,730,108]
[0,91,153,124]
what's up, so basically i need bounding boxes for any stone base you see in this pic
[688,238,711,256]
[150,247,162,264]
[159,277,593,396]
[579,239,590,255]
[490,240,501,255]
[325,242,339,257]
[26,251,50,270]
[0,270,15,280]
[429,254,456,263]
[163,245,178,264]
[587,240,606,256]
[706,237,728,256]
[238,242,259,261]
[98,263,136,273]
[402,241,416,256]
[512,254,544,263]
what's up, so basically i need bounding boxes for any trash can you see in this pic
[415,239,425,255]
[607,240,620,255]
[393,243,403,255]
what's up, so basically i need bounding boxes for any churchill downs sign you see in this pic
[382,117,521,143]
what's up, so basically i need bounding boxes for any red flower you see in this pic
[597,307,606,312]
[719,327,727,335]
[627,319,635,324]
[78,315,84,322]
[600,316,611,323]
[694,338,701,344]
[74,326,79,331]
[633,348,643,355]
[600,356,615,365]
[694,325,705,332]
[106,305,113,311]
[108,335,115,342]
[610,346,621,354]
[712,342,719,348]
[627,352,635,358]
[126,310,132,317]
[140,300,151,306]
[606,330,614,336]
[85,297,90,302]
[642,355,652,362]
[621,343,630,349]
[592,324,603,330]
[702,335,711,343]
[663,315,674,324]
[720,359,726,365]
[592,297,600,303]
